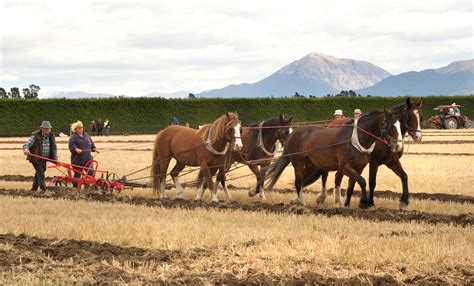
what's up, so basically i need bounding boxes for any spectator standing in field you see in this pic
[69,121,97,187]
[353,109,362,123]
[103,119,111,136]
[96,118,103,136]
[23,121,58,192]
[88,120,96,136]
[172,116,180,125]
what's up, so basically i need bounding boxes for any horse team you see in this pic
[151,98,423,210]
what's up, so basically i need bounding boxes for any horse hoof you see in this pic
[193,197,202,202]
[344,202,350,208]
[248,189,257,197]
[359,200,370,209]
[290,199,305,206]
[316,195,326,205]
[399,202,408,210]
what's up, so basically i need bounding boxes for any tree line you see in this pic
[0,85,41,99]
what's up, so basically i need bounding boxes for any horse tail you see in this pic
[302,169,323,187]
[265,148,290,191]
[151,132,162,192]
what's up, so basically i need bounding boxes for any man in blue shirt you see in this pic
[172,116,180,125]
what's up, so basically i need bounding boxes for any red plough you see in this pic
[29,154,124,194]
[49,159,124,194]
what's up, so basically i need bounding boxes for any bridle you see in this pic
[205,118,240,156]
[381,113,403,149]
[401,106,423,137]
[224,119,241,145]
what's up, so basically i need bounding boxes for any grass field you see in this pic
[0,129,473,283]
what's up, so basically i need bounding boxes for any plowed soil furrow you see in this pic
[0,233,471,284]
[0,188,472,227]
[1,175,473,204]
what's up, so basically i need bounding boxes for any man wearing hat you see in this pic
[353,109,362,122]
[333,109,345,119]
[23,121,58,192]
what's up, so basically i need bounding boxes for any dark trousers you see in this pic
[72,165,94,188]
[32,161,47,191]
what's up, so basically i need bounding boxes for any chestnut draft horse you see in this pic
[266,109,402,208]
[196,115,293,201]
[302,98,423,209]
[151,112,243,200]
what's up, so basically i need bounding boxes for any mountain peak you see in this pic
[199,52,391,98]
[274,52,392,91]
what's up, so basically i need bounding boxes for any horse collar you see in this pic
[257,121,277,157]
[351,121,375,154]
[205,125,230,155]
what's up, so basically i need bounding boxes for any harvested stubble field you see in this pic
[0,129,473,284]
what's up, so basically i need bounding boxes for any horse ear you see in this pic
[384,107,389,118]
[226,112,230,119]
[279,114,284,121]
[416,98,423,107]
[406,97,411,107]
[288,116,294,123]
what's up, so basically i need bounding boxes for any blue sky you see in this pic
[0,0,472,96]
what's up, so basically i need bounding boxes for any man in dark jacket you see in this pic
[23,121,58,192]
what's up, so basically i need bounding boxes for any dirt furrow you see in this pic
[0,233,471,284]
[1,175,473,204]
[0,188,472,227]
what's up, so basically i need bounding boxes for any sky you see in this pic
[0,0,472,97]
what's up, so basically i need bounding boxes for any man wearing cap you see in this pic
[23,121,58,192]
[353,109,362,122]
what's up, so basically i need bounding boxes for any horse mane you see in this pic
[358,110,386,125]
[249,117,281,142]
[197,112,239,144]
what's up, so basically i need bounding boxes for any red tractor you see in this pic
[428,104,472,129]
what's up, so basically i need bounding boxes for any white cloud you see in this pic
[0,0,472,96]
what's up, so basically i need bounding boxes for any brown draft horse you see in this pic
[266,109,401,208]
[302,98,423,209]
[196,115,293,201]
[151,112,243,200]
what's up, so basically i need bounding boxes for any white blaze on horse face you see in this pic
[289,127,294,134]
[394,120,403,152]
[233,123,243,151]
[413,110,422,142]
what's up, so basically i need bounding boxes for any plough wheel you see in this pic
[54,179,68,187]
[95,178,111,194]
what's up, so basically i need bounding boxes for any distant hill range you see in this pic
[198,53,392,98]
[39,54,474,99]
[357,59,474,96]
[41,91,121,99]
